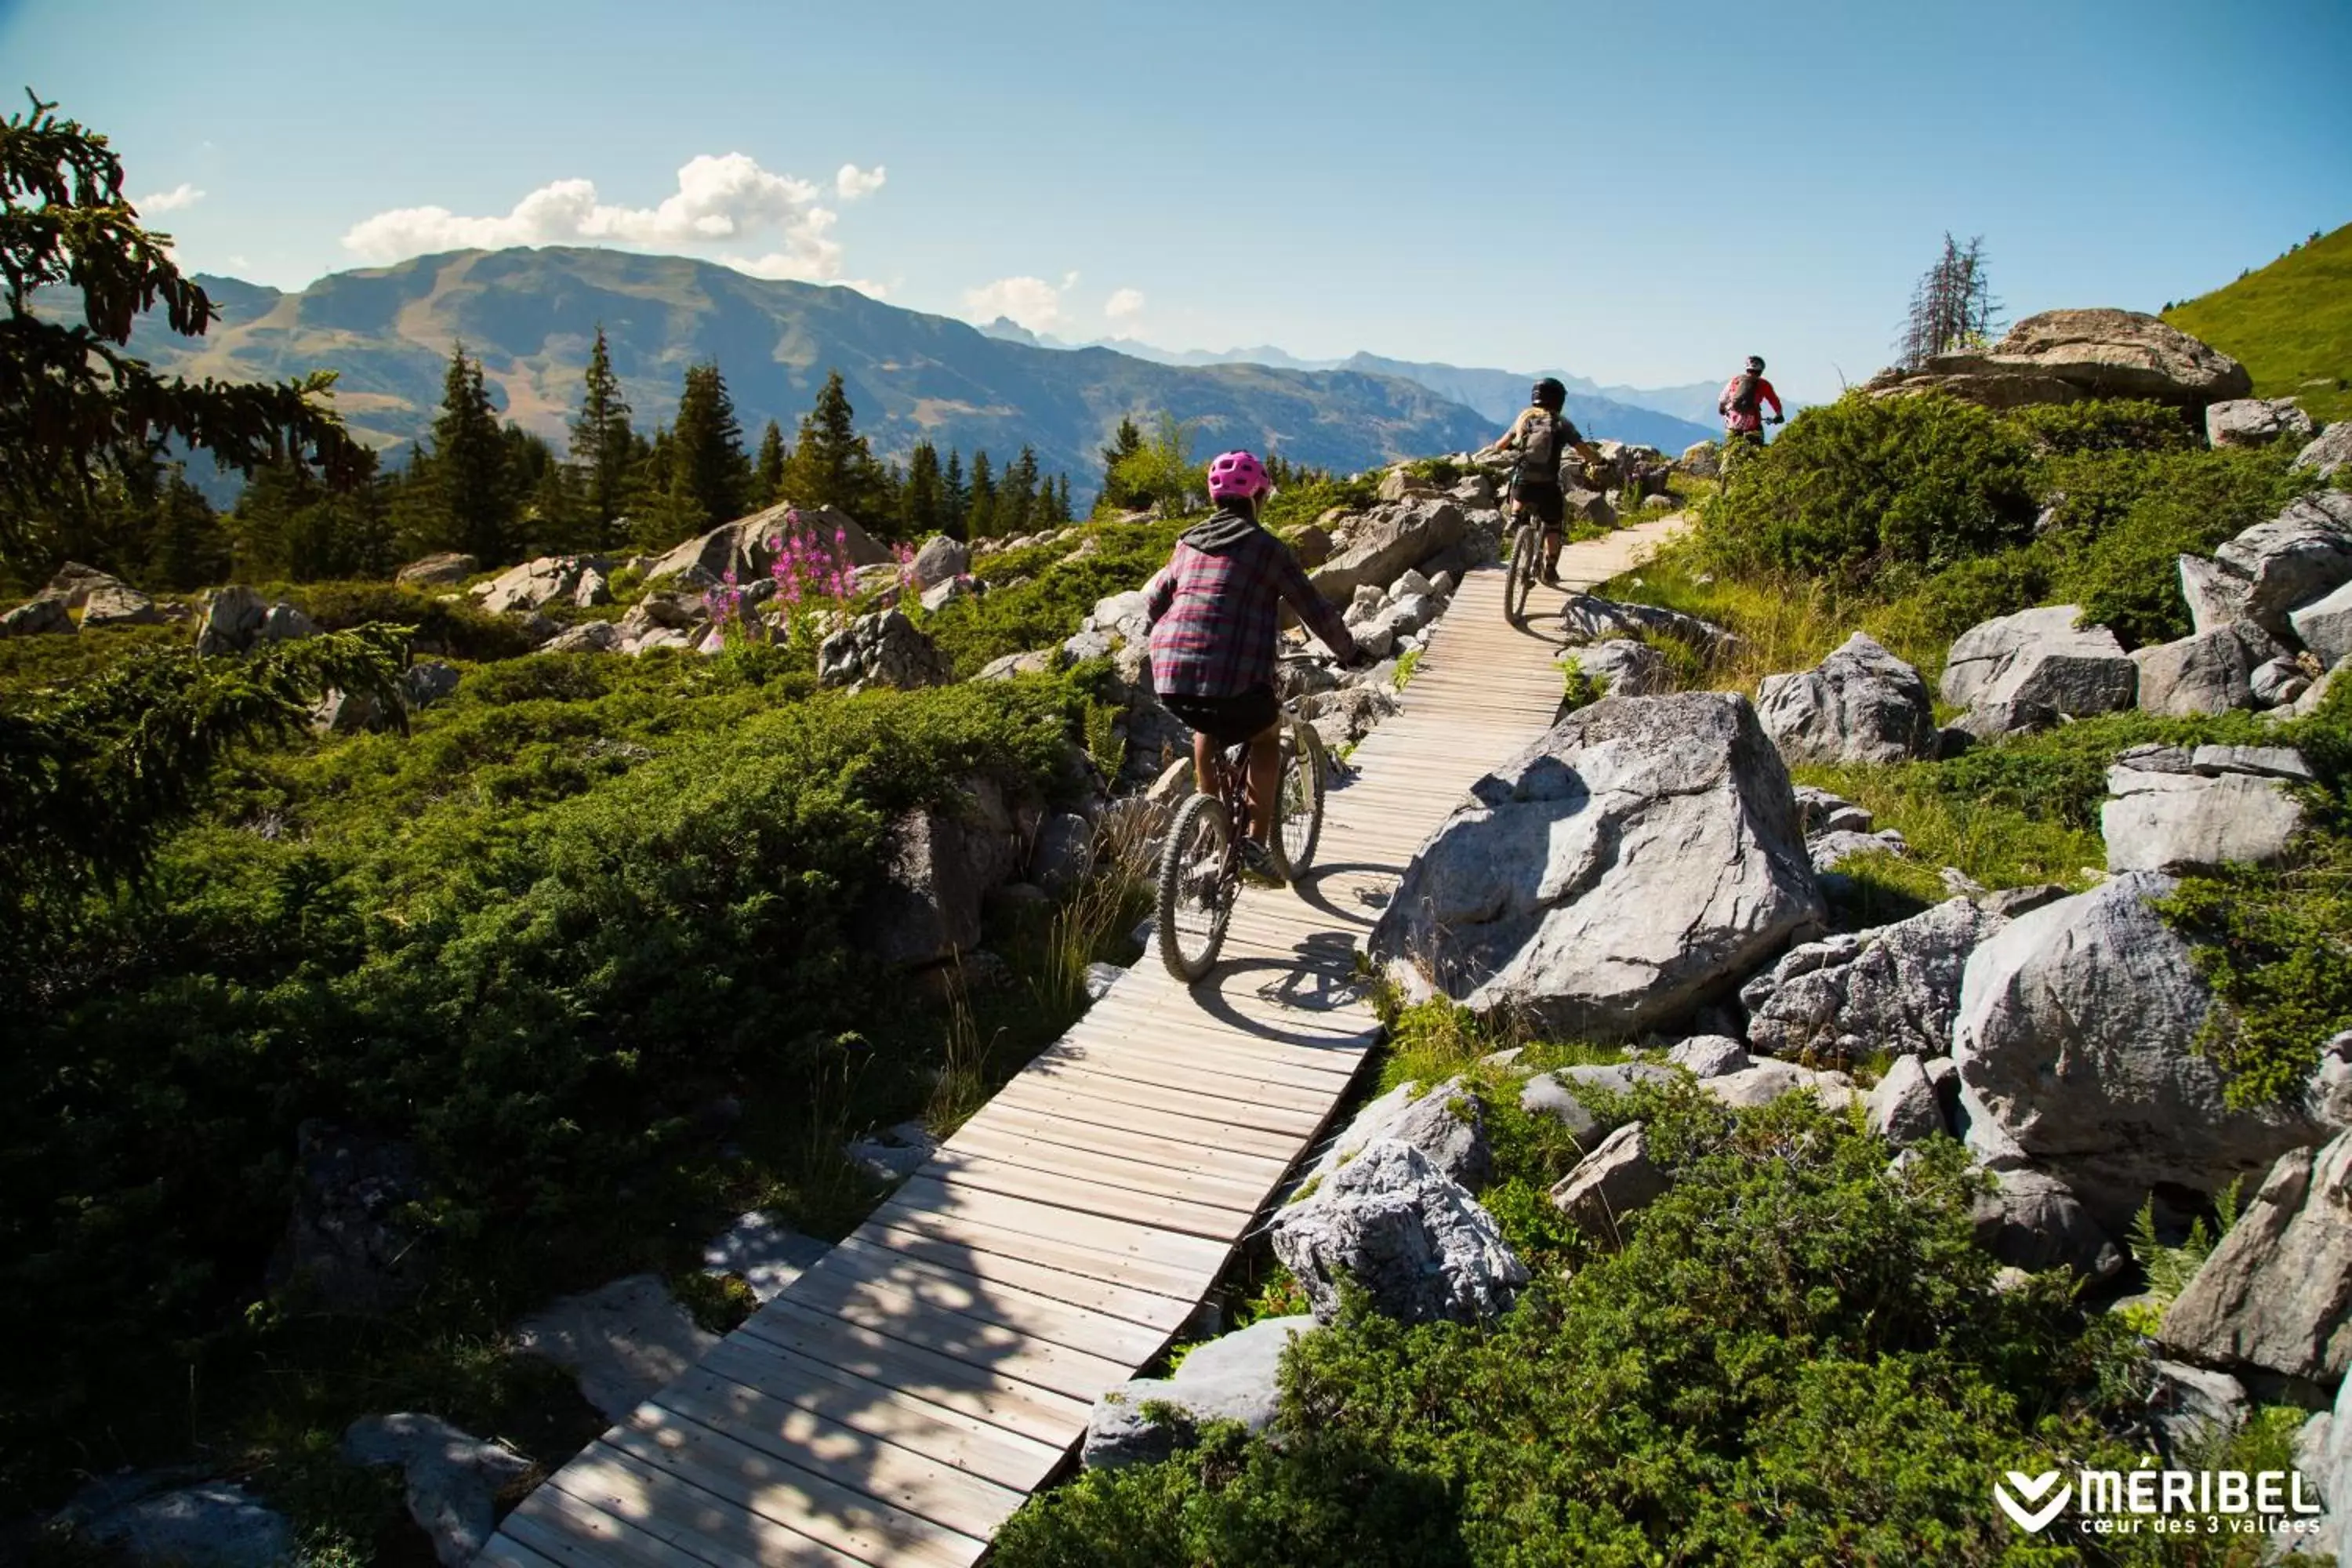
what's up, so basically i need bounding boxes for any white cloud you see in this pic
[339,153,884,282]
[963,270,1080,333]
[138,182,205,212]
[836,163,887,200]
[1104,287,1146,328]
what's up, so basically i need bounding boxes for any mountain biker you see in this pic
[1719,354,1785,448]
[1145,450,1358,880]
[1478,377,1605,585]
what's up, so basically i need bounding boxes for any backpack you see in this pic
[1726,372,1763,417]
[1517,412,1564,477]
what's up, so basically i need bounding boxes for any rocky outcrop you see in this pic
[1269,1139,1526,1326]
[856,780,1023,968]
[2208,397,2316,449]
[1,593,74,635]
[1951,873,2327,1225]
[1306,498,1466,603]
[1741,897,2007,1065]
[396,552,477,588]
[514,1274,719,1422]
[1563,638,1670,698]
[1372,693,1822,1040]
[1972,1167,2125,1280]
[2295,579,2352,670]
[817,608,952,691]
[1755,632,1936,765]
[1083,1315,1315,1468]
[645,501,889,585]
[2132,627,2255,716]
[196,586,318,655]
[2299,422,2352,481]
[343,1413,534,1568]
[1308,1077,1492,1193]
[2102,744,2307,873]
[1864,309,2252,410]
[1940,604,2136,719]
[2214,492,2352,644]
[2159,1133,2352,1389]
[1549,1121,1671,1243]
[909,534,971,590]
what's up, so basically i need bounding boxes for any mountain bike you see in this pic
[1155,673,1330,983]
[1504,485,1540,628]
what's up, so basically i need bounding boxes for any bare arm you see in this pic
[1271,542,1357,663]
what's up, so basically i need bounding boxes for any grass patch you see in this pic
[2166,220,2352,426]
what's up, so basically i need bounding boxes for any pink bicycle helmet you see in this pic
[1205,449,1273,503]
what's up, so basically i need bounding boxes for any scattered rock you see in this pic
[514,1274,719,1422]
[396,552,477,588]
[42,561,125,608]
[2146,1360,2251,1462]
[1371,693,1822,1040]
[2252,655,2311,707]
[909,535,971,591]
[1793,786,1874,837]
[1862,308,2252,410]
[1563,638,1670,698]
[311,686,389,735]
[2158,1133,2352,1389]
[1519,1062,1677,1150]
[197,586,316,655]
[2294,579,2352,670]
[1549,1121,1671,1243]
[845,1120,940,1183]
[1668,1034,1751,1079]
[2132,626,2255,716]
[700,1211,832,1302]
[1972,1167,2125,1279]
[73,1481,295,1568]
[1307,499,1466,603]
[1083,962,1123,1003]
[1310,1077,1492,1192]
[1269,1139,1526,1327]
[1701,1058,1861,1112]
[2214,492,2352,644]
[1555,593,1737,658]
[2103,749,2305,873]
[80,581,163,626]
[343,1413,533,1568]
[2206,397,2316,449]
[2297,422,2352,481]
[1377,466,1440,503]
[1807,826,1911,875]
[817,608,953,691]
[1980,883,2071,920]
[540,619,623,655]
[1083,1316,1316,1469]
[1756,632,1937,764]
[401,661,462,709]
[645,501,891,586]
[1952,872,2327,1225]
[1866,1053,1948,1145]
[269,1121,431,1314]
[1028,811,1094,895]
[1940,604,2137,718]
[2,594,74,635]
[1742,898,2006,1065]
[1947,698,2060,742]
[856,782,1022,967]
[975,647,1063,681]
[2179,554,2261,641]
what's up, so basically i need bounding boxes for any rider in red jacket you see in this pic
[1719,354,1784,445]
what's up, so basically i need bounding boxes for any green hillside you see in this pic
[2165,221,2352,424]
[126,247,1504,499]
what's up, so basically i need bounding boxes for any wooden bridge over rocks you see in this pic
[483,517,1687,1568]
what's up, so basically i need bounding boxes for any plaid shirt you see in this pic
[1145,517,1356,698]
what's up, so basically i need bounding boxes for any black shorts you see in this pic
[1161,684,1280,747]
[1512,480,1566,529]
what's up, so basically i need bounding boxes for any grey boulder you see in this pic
[1306,499,1465,602]
[1940,604,2136,718]
[2297,421,2352,481]
[1701,1058,1860,1112]
[1865,1052,1950,1145]
[2206,397,2316,449]
[2132,626,2254,717]
[909,534,971,591]
[343,1413,534,1568]
[73,1481,295,1568]
[396,552,477,588]
[1564,638,1671,698]
[2147,1360,2250,1463]
[2215,492,2352,643]
[2,594,74,635]
[1741,897,2007,1065]
[1951,872,2327,1226]
[1755,631,1936,764]
[2292,579,2352,670]
[856,781,1022,968]
[2158,1133,2352,1388]
[1083,1315,1315,1469]
[817,608,953,691]
[2103,752,2304,873]
[1549,1121,1671,1243]
[1519,1062,1677,1149]
[1971,1166,2125,1279]
[81,581,163,626]
[1667,1034,1751,1079]
[1370,692,1822,1040]
[701,1210,831,1302]
[1269,1139,1526,1327]
[514,1274,719,1422]
[1310,1077,1492,1192]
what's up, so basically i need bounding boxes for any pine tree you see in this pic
[942,448,968,540]
[753,418,787,506]
[898,441,946,539]
[568,325,634,546]
[144,466,231,590]
[966,449,996,540]
[1051,474,1074,527]
[779,369,888,524]
[426,344,517,562]
[668,361,753,533]
[1896,234,2002,368]
[997,445,1040,537]
[1099,415,1145,510]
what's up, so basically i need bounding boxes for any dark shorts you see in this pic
[1512,479,1566,530]
[1161,684,1280,747]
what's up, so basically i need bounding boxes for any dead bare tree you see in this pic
[1896,233,2003,367]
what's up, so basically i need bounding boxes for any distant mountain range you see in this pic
[118,247,1676,506]
[981,320,1720,448]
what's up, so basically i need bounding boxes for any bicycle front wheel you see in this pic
[1505,523,1537,626]
[1156,793,1236,982]
[1269,718,1327,882]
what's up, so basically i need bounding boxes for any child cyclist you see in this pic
[1145,450,1359,880]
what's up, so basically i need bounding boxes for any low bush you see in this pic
[283,580,543,662]
[2007,397,2198,456]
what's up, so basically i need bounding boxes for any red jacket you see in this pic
[1719,376,1783,433]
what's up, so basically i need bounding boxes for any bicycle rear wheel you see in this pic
[1156,793,1236,982]
[1269,719,1327,882]
[1504,522,1537,626]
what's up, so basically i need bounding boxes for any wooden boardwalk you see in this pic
[485,517,1686,1568]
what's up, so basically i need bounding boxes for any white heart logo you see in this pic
[1995,1470,2070,1533]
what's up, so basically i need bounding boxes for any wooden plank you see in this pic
[996,1063,1326,1139]
[802,1235,1171,1365]
[1022,1039,1352,1112]
[957,1100,1291,1186]
[860,1198,1213,1308]
[695,1338,1065,1492]
[980,1076,1303,1165]
[503,1494,737,1568]
[632,1379,1027,1544]
[539,1454,867,1568]
[737,1300,1091,1446]
[927,1152,1251,1240]
[597,1424,987,1568]
[482,1516,615,1568]
[873,1178,1229,1290]
[941,1122,1277,1216]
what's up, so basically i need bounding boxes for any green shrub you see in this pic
[1697,391,2038,581]
[926,517,1188,676]
[0,619,185,696]
[2006,397,2198,456]
[285,580,542,662]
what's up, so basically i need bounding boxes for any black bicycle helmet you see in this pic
[1531,376,1567,411]
[1745,354,1766,372]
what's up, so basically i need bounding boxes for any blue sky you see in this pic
[5,0,2348,402]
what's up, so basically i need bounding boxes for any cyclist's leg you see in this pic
[1243,724,1280,844]
[1541,517,1565,578]
[1192,728,1220,800]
